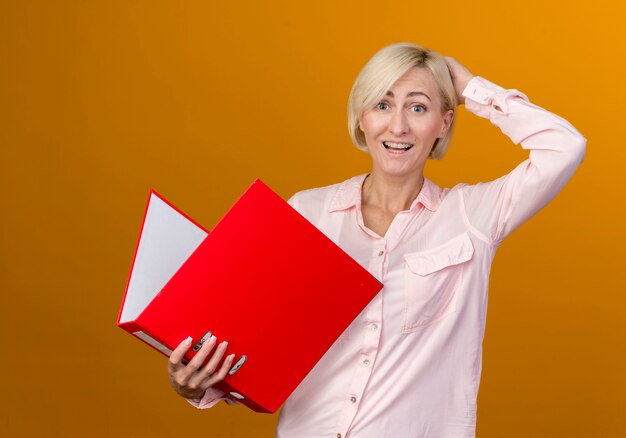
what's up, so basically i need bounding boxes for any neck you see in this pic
[362,171,425,214]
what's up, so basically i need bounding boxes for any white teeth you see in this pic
[383,141,413,150]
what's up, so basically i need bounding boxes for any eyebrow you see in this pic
[386,90,432,102]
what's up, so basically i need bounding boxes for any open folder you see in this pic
[117,180,383,413]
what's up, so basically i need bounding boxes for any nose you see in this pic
[389,107,408,136]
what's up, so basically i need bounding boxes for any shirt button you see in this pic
[378,250,384,256]
[350,396,357,403]
[481,93,489,102]
[337,434,342,438]
[363,359,370,366]
[370,323,379,331]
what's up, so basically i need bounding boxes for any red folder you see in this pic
[117,180,383,413]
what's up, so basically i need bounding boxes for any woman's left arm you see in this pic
[445,57,587,244]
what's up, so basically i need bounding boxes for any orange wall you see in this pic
[1,1,624,437]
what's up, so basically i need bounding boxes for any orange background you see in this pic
[2,1,625,437]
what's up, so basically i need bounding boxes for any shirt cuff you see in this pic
[462,76,529,118]
[185,387,239,409]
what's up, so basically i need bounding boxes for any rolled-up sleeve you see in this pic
[186,387,239,409]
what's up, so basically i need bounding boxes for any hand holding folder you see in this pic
[168,334,234,403]
[118,180,383,413]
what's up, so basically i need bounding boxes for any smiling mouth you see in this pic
[383,141,414,151]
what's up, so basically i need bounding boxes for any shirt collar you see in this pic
[328,174,443,213]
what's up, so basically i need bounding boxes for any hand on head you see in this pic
[443,56,475,106]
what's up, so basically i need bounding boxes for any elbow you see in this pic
[578,135,587,163]
[562,116,587,164]
[532,130,587,176]
[552,118,587,166]
[556,124,586,167]
[570,133,587,166]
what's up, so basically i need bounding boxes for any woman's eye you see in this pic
[376,102,389,110]
[411,105,426,113]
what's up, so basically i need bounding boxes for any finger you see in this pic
[194,342,234,383]
[205,353,236,387]
[199,340,229,376]
[187,341,229,389]
[184,335,218,374]
[168,336,192,373]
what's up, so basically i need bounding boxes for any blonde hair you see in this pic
[348,42,457,159]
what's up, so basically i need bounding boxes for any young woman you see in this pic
[167,42,586,437]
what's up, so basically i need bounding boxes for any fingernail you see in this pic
[228,354,236,361]
[183,336,192,347]
[222,341,229,348]
[208,336,217,346]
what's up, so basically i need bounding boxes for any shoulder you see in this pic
[287,175,365,223]
[287,181,342,209]
[288,183,340,207]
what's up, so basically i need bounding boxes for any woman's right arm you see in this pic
[168,335,237,407]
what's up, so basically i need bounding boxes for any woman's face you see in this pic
[359,67,453,179]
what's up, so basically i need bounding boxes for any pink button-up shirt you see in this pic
[192,77,586,438]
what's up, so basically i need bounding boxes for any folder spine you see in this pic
[214,381,273,413]
[118,319,175,356]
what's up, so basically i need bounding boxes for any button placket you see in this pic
[372,241,387,282]
[337,297,382,435]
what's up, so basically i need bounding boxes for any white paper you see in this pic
[120,193,208,322]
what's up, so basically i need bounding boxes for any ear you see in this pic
[439,109,454,137]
